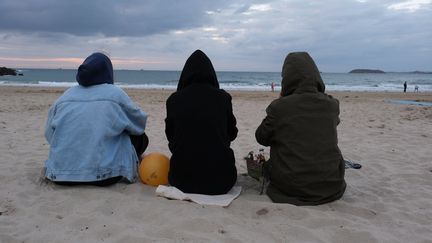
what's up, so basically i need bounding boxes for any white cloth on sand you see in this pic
[155,185,242,207]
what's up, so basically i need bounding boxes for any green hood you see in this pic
[281,52,325,96]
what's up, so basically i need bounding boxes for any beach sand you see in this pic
[0,86,431,242]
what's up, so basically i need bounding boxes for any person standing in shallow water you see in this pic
[165,50,238,195]
[255,52,346,205]
[404,81,407,93]
[44,52,149,186]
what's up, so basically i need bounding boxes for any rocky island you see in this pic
[409,71,432,74]
[349,69,385,74]
[0,67,17,76]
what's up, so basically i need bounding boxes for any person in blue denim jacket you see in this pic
[44,52,148,186]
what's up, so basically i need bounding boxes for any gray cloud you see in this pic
[0,0,431,71]
[0,0,229,36]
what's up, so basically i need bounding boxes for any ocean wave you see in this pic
[1,80,432,92]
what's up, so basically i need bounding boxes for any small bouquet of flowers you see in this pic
[244,148,268,194]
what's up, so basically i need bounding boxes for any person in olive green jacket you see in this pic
[255,52,346,205]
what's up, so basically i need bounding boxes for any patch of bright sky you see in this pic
[202,27,218,32]
[243,4,273,15]
[388,0,431,12]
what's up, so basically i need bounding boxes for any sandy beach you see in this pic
[0,86,431,242]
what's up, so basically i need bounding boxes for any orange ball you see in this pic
[139,152,170,186]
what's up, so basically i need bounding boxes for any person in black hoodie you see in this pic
[165,50,238,195]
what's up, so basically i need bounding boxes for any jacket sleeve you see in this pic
[226,94,238,142]
[328,94,341,125]
[44,105,56,144]
[255,103,277,146]
[335,98,341,125]
[165,117,175,152]
[122,98,147,136]
[165,97,175,152]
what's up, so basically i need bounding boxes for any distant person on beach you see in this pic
[404,81,407,93]
[271,82,275,92]
[44,52,148,186]
[165,50,238,195]
[414,85,419,92]
[255,52,346,205]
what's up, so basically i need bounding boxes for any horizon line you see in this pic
[5,67,432,74]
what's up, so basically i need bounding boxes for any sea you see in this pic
[1,69,432,92]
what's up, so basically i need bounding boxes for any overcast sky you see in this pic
[0,0,431,72]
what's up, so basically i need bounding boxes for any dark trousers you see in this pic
[130,132,149,158]
[55,133,149,186]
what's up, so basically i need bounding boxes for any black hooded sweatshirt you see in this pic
[165,50,238,195]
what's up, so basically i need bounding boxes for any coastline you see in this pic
[3,82,432,93]
[1,85,431,242]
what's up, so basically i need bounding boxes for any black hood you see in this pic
[76,52,114,87]
[177,50,219,90]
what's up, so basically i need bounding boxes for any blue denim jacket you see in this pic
[45,84,147,182]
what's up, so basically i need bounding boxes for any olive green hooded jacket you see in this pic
[255,52,346,205]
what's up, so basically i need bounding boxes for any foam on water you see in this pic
[2,69,432,92]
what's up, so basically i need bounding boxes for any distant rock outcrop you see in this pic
[349,69,385,74]
[0,67,17,76]
[410,71,432,74]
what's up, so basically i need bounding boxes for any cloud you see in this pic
[0,0,431,71]
[0,0,229,37]
[243,4,273,15]
[388,0,431,12]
